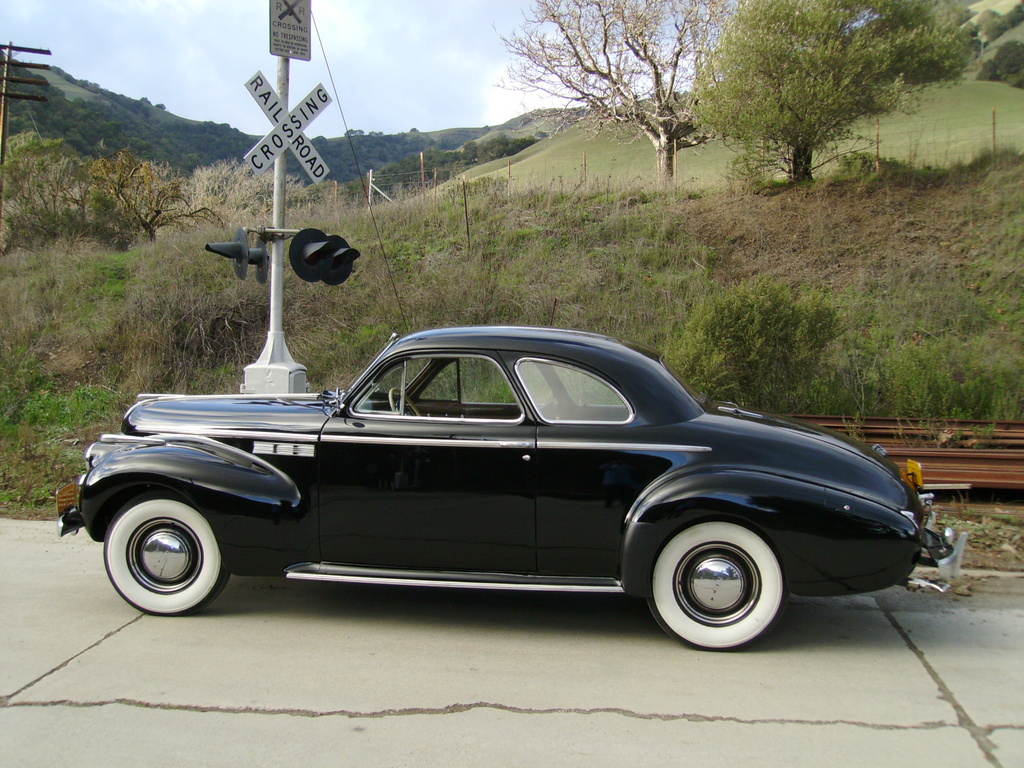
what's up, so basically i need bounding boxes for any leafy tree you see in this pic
[696,0,968,182]
[979,41,1024,88]
[0,134,92,250]
[502,0,730,179]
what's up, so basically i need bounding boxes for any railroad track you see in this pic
[793,416,1024,491]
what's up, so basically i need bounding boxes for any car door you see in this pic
[515,358,677,578]
[317,353,537,573]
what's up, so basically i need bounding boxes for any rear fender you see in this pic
[620,468,826,597]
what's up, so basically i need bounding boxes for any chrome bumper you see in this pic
[914,493,969,582]
[920,524,969,580]
[56,481,84,537]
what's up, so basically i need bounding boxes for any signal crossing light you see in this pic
[205,228,269,284]
[289,228,361,285]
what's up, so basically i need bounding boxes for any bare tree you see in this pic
[502,0,730,179]
[90,149,217,241]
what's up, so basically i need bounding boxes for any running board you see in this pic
[284,562,624,593]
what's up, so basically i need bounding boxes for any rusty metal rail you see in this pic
[793,416,1024,491]
[794,415,1024,449]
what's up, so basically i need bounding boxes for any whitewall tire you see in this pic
[649,522,786,650]
[104,497,229,615]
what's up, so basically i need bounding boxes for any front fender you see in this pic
[620,468,919,598]
[80,435,315,575]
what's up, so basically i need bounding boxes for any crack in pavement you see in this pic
[0,614,143,706]
[4,600,1020,760]
[878,597,1005,768]
[0,696,982,732]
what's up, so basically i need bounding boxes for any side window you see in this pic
[516,359,632,424]
[419,357,520,406]
[352,358,430,415]
[352,355,522,421]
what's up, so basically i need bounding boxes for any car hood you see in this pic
[123,395,331,438]
[684,404,915,512]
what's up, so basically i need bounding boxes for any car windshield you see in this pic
[348,332,400,391]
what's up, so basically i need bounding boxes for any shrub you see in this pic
[978,41,1024,87]
[665,278,840,413]
[884,338,1023,419]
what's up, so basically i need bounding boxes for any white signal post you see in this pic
[240,0,327,396]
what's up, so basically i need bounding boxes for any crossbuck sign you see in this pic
[245,71,331,182]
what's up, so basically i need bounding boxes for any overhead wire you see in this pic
[311,11,410,334]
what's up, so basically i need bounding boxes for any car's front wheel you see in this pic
[104,497,229,615]
[649,522,786,650]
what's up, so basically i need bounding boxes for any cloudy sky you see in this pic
[2,0,559,139]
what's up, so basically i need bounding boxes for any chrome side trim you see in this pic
[538,439,711,453]
[344,411,526,426]
[136,393,322,403]
[253,441,316,457]
[134,426,320,443]
[321,434,534,449]
[285,563,623,593]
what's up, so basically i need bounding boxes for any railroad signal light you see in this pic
[205,228,269,284]
[289,228,361,285]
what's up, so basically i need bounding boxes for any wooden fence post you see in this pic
[876,119,881,173]
[993,107,997,155]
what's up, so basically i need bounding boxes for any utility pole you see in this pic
[0,43,51,251]
[210,2,358,395]
[241,54,308,395]
[239,0,317,394]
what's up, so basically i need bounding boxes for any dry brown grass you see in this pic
[2,153,1022,509]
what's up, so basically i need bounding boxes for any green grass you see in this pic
[3,76,1024,511]
[467,79,1024,188]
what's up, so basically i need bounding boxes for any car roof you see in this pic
[375,326,704,424]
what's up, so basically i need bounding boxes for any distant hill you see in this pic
[6,67,254,171]
[3,66,553,183]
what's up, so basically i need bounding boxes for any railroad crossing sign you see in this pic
[244,71,331,182]
[269,0,311,61]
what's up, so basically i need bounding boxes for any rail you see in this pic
[793,416,1024,491]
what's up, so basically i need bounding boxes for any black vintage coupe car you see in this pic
[57,326,964,649]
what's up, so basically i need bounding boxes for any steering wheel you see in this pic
[388,387,421,416]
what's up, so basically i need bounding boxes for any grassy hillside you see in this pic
[2,142,1022,508]
[21,68,255,169]
[469,79,1024,188]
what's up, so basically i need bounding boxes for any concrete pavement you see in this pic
[2,518,1022,767]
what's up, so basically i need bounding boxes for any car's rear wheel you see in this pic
[649,522,786,650]
[104,497,229,615]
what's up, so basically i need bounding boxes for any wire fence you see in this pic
[357,100,1024,204]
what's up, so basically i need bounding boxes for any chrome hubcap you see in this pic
[674,544,760,626]
[689,557,746,612]
[140,531,191,581]
[127,519,201,593]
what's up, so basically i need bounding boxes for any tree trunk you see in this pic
[789,145,814,182]
[652,134,675,180]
